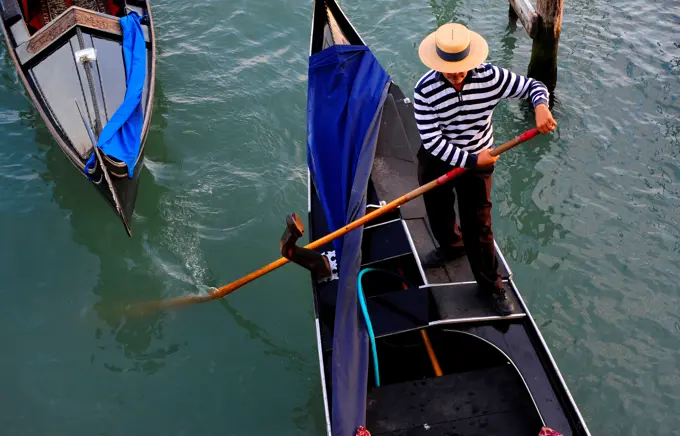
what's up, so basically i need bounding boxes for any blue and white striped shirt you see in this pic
[414,63,549,168]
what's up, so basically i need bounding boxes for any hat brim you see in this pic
[418,29,488,73]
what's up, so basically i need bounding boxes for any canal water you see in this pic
[0,0,678,434]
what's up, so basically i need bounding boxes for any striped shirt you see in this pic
[414,63,549,168]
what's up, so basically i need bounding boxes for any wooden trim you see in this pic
[509,0,538,39]
[27,6,121,55]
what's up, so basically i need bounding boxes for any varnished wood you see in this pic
[27,7,122,55]
[71,0,107,14]
[396,265,443,377]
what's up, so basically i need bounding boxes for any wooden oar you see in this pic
[132,128,540,314]
[396,264,443,377]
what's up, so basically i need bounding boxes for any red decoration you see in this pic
[355,426,371,436]
[539,426,564,436]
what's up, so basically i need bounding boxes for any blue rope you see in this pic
[357,268,415,388]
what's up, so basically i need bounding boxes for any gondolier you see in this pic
[414,23,557,315]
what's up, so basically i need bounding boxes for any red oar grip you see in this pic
[436,167,466,185]
[519,128,539,142]
[489,128,541,157]
[435,128,539,184]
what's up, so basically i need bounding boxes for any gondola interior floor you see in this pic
[366,365,543,435]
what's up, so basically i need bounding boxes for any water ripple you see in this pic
[0,0,678,434]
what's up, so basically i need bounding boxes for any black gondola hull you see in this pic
[1,0,156,233]
[307,1,591,435]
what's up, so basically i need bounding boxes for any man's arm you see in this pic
[413,90,479,169]
[494,65,549,106]
[493,66,557,134]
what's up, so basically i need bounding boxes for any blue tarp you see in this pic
[85,12,146,178]
[307,44,390,436]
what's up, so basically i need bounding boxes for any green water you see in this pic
[1,0,678,434]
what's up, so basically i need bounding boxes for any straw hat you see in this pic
[418,23,489,73]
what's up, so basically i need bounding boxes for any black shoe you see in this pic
[492,291,515,316]
[421,245,466,268]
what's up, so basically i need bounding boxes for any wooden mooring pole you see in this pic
[527,0,564,93]
[509,0,564,94]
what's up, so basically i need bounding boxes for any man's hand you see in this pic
[476,149,499,168]
[535,104,557,134]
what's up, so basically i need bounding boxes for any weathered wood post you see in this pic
[508,3,518,26]
[527,0,564,93]
[509,0,538,39]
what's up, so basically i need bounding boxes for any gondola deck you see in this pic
[366,365,542,435]
[307,1,591,435]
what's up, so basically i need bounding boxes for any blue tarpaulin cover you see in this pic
[85,12,146,178]
[307,44,390,436]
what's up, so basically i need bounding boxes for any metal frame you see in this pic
[364,217,401,230]
[314,317,333,436]
[494,239,514,279]
[441,329,546,426]
[429,313,526,325]
[420,280,478,288]
[361,252,412,268]
[308,0,316,56]
[508,280,592,435]
[309,6,330,434]
[400,219,429,286]
[420,278,513,288]
[307,168,312,213]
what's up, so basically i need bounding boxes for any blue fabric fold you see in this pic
[307,44,390,436]
[85,12,146,178]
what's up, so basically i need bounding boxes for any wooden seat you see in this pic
[366,286,429,338]
[361,220,413,267]
[429,282,526,324]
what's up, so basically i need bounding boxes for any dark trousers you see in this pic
[417,147,503,294]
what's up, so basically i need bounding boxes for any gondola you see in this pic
[305,0,591,435]
[0,0,155,235]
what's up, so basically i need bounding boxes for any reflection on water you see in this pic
[498,22,519,70]
[33,90,181,374]
[428,0,460,28]
[219,297,326,433]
